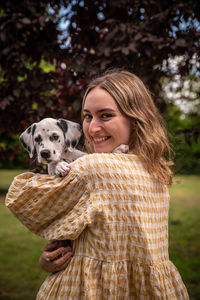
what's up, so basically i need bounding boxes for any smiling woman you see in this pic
[5,70,189,300]
[82,70,173,186]
[82,87,131,153]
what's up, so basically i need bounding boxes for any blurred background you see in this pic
[0,1,199,299]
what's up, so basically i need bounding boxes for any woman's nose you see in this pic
[88,118,101,134]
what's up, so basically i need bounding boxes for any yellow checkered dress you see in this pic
[6,153,189,299]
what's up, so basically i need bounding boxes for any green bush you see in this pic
[172,135,200,175]
[0,131,29,169]
[164,105,200,175]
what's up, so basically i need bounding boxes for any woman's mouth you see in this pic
[92,136,111,144]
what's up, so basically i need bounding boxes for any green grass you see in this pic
[0,195,46,300]
[0,171,200,299]
[169,175,200,299]
[0,169,28,193]
[0,169,46,300]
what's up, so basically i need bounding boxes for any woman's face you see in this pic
[82,87,131,153]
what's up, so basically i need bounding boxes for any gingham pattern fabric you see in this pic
[6,153,189,300]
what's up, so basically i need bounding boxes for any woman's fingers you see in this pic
[44,240,60,251]
[45,247,66,262]
[52,251,73,272]
[40,241,73,273]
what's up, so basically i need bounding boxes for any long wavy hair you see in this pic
[82,70,173,185]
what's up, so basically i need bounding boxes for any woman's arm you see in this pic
[5,170,88,240]
[39,241,73,273]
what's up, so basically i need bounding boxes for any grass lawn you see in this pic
[0,169,28,193]
[0,171,199,299]
[0,169,46,300]
[169,175,200,299]
[0,196,46,300]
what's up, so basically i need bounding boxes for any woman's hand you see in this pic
[39,241,73,273]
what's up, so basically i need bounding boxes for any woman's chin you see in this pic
[93,144,115,153]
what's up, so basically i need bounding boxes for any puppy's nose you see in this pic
[40,150,51,159]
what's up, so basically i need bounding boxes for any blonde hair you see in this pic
[82,70,173,185]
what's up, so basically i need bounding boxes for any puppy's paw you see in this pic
[55,161,71,177]
[113,144,129,154]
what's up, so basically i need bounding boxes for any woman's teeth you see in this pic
[93,137,110,143]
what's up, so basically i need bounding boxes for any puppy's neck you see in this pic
[61,148,86,163]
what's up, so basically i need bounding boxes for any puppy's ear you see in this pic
[57,118,73,151]
[57,118,68,134]
[19,124,37,158]
[57,118,82,152]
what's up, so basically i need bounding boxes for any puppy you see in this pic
[20,117,129,177]
[20,118,85,176]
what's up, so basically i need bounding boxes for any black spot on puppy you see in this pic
[20,136,28,149]
[53,150,56,154]
[27,127,31,134]
[32,124,36,136]
[66,140,70,147]
[57,119,68,133]
[72,139,77,148]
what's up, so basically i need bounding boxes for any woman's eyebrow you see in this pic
[83,108,116,113]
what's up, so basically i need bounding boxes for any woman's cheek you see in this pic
[82,122,89,138]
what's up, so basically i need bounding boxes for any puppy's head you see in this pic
[20,118,82,164]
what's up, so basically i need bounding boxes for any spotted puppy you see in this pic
[20,117,129,177]
[20,118,85,176]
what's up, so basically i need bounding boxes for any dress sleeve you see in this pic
[5,170,96,241]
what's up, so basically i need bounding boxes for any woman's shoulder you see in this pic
[71,152,140,171]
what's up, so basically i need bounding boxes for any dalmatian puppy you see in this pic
[20,117,129,177]
[20,118,85,176]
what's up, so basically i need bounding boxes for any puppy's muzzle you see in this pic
[40,150,51,159]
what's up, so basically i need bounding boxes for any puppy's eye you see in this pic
[50,133,59,141]
[35,135,42,143]
[53,134,58,140]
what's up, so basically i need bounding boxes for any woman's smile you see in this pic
[92,136,111,144]
[83,87,131,153]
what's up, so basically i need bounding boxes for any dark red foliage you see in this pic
[0,0,200,135]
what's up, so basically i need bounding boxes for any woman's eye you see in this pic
[101,113,113,119]
[83,114,92,121]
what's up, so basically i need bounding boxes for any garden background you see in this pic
[0,1,199,299]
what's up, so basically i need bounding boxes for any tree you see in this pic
[56,0,200,113]
[0,0,61,133]
[0,0,200,167]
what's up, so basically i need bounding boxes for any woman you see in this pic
[6,70,189,299]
